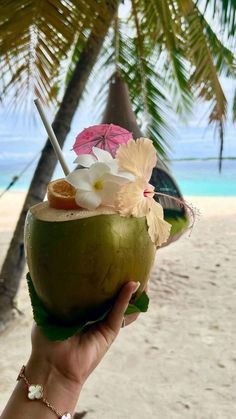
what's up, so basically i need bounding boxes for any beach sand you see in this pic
[0,192,236,418]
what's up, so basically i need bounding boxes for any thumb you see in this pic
[102,281,140,337]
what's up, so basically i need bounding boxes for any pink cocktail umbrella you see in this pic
[73,124,132,157]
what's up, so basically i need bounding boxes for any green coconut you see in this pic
[24,202,156,324]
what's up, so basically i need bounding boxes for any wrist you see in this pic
[25,355,82,414]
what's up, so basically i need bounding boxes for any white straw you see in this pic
[34,98,70,176]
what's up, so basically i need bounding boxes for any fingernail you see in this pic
[132,281,140,293]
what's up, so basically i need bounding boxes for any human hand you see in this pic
[28,281,140,391]
[1,281,142,419]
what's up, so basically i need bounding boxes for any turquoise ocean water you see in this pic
[0,112,235,196]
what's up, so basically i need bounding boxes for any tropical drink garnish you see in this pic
[66,138,172,247]
[25,117,176,337]
[47,178,79,210]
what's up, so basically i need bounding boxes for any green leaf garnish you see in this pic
[26,273,149,341]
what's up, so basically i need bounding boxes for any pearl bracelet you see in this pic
[17,365,72,419]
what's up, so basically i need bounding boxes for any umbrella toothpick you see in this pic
[34,98,70,176]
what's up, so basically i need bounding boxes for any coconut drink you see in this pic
[25,111,171,337]
[25,204,156,323]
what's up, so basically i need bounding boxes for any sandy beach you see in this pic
[0,191,236,418]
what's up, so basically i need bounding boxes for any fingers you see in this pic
[122,282,149,327]
[102,281,140,337]
[123,312,139,327]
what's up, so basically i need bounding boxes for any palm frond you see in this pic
[0,1,70,105]
[90,17,172,158]
[0,0,113,107]
[176,1,227,118]
[179,1,236,77]
[1,0,235,167]
[139,0,193,117]
[200,15,236,77]
[88,8,174,159]
[200,0,236,37]
[175,0,229,169]
[118,31,173,158]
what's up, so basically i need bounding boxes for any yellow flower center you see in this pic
[94,180,104,190]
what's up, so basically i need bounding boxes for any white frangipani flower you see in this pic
[66,162,131,210]
[74,147,134,181]
[73,153,97,168]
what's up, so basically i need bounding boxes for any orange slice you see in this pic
[47,178,79,210]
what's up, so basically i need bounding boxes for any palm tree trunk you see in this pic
[0,1,119,330]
